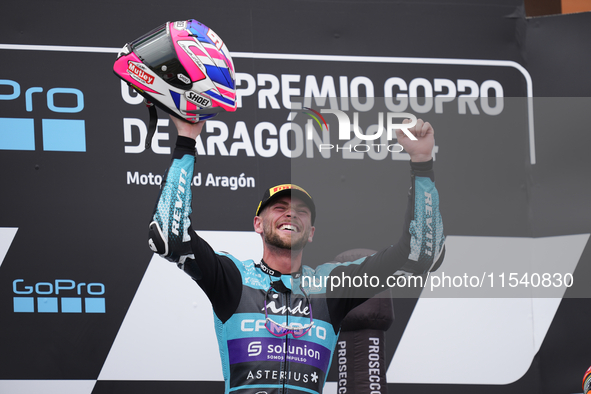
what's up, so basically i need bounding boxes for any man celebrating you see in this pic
[112,19,442,394]
[148,116,445,394]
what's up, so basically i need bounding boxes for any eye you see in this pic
[297,209,310,216]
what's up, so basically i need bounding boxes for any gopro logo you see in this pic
[12,279,106,313]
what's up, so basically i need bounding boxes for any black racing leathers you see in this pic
[148,136,445,394]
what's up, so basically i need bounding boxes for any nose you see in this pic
[286,206,297,218]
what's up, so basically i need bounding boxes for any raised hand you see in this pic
[395,118,435,162]
[170,115,206,140]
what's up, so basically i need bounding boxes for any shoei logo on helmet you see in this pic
[185,91,210,108]
[177,74,191,84]
[127,62,154,85]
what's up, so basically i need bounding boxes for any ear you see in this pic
[253,215,264,235]
[307,226,315,243]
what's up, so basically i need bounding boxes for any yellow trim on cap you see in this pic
[268,184,311,198]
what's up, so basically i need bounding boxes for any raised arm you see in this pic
[147,117,242,322]
[147,118,205,268]
[322,119,445,322]
[394,117,445,275]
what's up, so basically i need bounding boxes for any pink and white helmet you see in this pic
[114,20,236,143]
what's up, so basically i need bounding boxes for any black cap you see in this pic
[255,184,316,225]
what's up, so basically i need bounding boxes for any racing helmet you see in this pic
[113,20,237,147]
[584,366,591,394]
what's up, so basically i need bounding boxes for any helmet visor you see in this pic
[130,23,192,89]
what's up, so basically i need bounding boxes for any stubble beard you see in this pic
[263,221,309,252]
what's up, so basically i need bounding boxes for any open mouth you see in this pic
[278,223,299,233]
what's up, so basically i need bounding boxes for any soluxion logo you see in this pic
[298,107,418,153]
